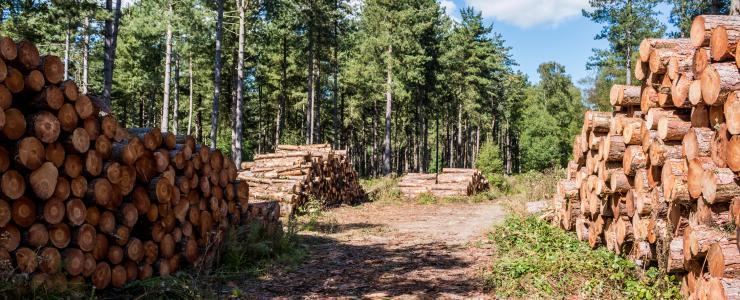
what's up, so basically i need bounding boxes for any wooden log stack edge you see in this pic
[559,15,740,299]
[0,37,270,290]
[237,143,366,216]
[397,168,490,199]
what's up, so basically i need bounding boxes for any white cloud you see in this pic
[466,0,590,28]
[440,0,457,15]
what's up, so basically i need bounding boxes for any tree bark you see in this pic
[173,56,179,135]
[383,44,393,175]
[82,16,89,94]
[64,24,70,81]
[103,0,122,107]
[275,35,287,147]
[161,0,173,132]
[306,30,314,145]
[333,0,340,148]
[210,0,224,149]
[187,56,193,135]
[233,0,246,167]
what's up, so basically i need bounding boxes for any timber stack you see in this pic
[554,14,740,300]
[398,168,490,198]
[237,144,365,216]
[0,37,254,291]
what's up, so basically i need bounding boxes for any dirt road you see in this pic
[243,201,506,299]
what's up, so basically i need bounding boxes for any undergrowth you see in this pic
[360,177,404,203]
[486,215,681,299]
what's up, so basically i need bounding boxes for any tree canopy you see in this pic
[0,0,589,176]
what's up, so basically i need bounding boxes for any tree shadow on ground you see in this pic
[305,221,381,234]
[242,229,483,299]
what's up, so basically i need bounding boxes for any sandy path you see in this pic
[243,201,506,299]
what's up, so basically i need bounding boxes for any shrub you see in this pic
[475,141,507,190]
[486,215,681,299]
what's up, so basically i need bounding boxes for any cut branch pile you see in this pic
[398,168,490,198]
[0,38,255,290]
[237,144,365,216]
[558,16,740,299]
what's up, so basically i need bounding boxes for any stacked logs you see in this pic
[237,144,365,216]
[556,15,740,299]
[397,168,490,198]
[0,37,252,291]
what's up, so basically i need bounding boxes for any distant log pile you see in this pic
[237,144,365,216]
[398,168,490,198]
[0,37,256,290]
[556,15,740,299]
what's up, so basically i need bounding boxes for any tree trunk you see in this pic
[161,0,173,132]
[82,16,89,94]
[232,0,246,167]
[333,0,340,148]
[314,58,321,143]
[210,0,224,149]
[275,35,287,147]
[173,56,180,135]
[383,44,393,175]
[306,30,314,145]
[64,25,70,81]
[103,0,122,107]
[187,56,193,135]
[625,0,632,85]
[196,95,203,145]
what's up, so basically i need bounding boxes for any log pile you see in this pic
[557,16,740,299]
[237,144,365,216]
[398,168,490,198]
[0,37,254,290]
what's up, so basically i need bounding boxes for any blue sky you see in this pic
[441,0,674,87]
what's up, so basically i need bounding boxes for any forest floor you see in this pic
[240,199,506,299]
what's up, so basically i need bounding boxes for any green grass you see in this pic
[486,215,681,299]
[360,176,404,203]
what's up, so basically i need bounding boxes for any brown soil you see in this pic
[242,200,506,299]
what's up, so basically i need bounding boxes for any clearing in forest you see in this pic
[242,200,506,299]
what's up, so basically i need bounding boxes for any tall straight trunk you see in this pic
[333,0,340,148]
[423,111,428,171]
[305,31,314,145]
[314,59,321,143]
[457,103,462,167]
[506,129,513,174]
[173,57,180,135]
[275,35,287,147]
[161,0,173,132]
[232,0,246,166]
[210,0,224,149]
[475,126,480,166]
[382,44,393,175]
[447,109,452,167]
[372,98,378,176]
[435,114,439,183]
[82,16,90,93]
[260,85,265,152]
[625,0,632,85]
[148,93,155,127]
[139,95,145,127]
[187,56,193,135]
[64,24,70,81]
[197,95,203,145]
[103,0,122,107]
